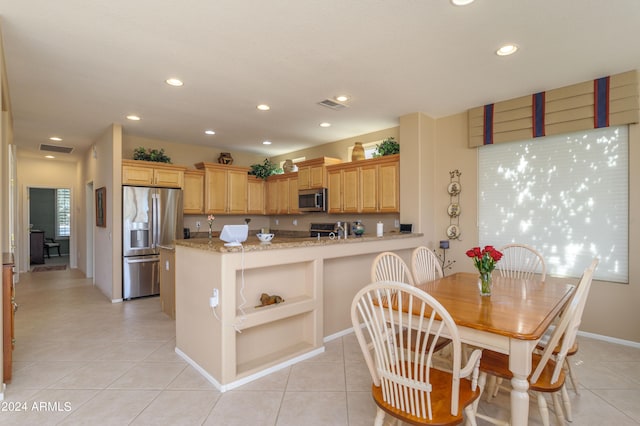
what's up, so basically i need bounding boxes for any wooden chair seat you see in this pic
[372,362,480,426]
[480,350,566,393]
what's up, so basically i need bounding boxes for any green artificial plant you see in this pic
[373,137,400,157]
[133,147,172,163]
[248,158,279,180]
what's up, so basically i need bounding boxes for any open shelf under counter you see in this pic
[237,295,316,330]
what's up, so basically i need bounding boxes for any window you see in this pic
[56,188,71,238]
[478,126,628,283]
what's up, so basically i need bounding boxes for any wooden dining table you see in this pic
[412,272,576,426]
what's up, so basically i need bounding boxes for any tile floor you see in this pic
[3,266,640,425]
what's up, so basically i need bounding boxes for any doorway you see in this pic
[28,187,71,270]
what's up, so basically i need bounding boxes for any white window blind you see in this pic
[478,126,628,283]
[56,188,71,238]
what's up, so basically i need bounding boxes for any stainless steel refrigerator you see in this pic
[122,186,183,299]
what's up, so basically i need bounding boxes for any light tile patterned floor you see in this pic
[3,266,640,425]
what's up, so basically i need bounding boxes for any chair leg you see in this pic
[45,246,50,258]
[464,404,478,426]
[565,357,580,395]
[374,407,385,426]
[552,391,566,425]
[561,384,573,422]
[536,392,551,426]
[56,245,61,256]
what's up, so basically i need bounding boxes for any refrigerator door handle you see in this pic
[124,256,160,264]
[152,193,159,248]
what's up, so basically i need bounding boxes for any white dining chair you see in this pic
[479,260,598,426]
[351,281,483,426]
[371,251,415,286]
[410,246,443,284]
[497,243,546,281]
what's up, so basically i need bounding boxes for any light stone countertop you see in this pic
[174,231,423,253]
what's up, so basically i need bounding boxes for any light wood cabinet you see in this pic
[122,159,185,188]
[326,154,399,214]
[159,248,176,319]
[183,170,205,214]
[3,253,15,383]
[266,173,299,215]
[296,157,341,190]
[195,162,249,215]
[247,176,266,215]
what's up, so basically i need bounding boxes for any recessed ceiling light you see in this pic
[496,44,519,56]
[257,104,270,111]
[166,78,184,87]
[450,0,475,6]
[335,95,349,102]
[262,140,272,145]
[49,136,62,141]
[205,130,216,135]
[320,122,331,128]
[45,155,55,159]
[126,115,141,121]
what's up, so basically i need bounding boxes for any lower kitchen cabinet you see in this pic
[3,253,15,383]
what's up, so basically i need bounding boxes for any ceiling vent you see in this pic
[39,144,74,154]
[317,99,348,110]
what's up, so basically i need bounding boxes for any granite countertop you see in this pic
[174,231,423,253]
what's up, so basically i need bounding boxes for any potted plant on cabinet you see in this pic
[248,158,280,180]
[373,137,399,157]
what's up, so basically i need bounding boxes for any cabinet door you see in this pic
[309,165,325,188]
[265,179,278,215]
[360,164,378,213]
[297,167,310,190]
[153,169,183,188]
[183,171,204,214]
[227,170,248,214]
[276,178,289,214]
[204,168,227,214]
[342,168,360,213]
[288,177,299,214]
[327,170,343,213]
[378,161,399,212]
[247,177,265,214]
[123,165,154,186]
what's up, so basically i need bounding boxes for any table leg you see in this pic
[509,339,535,426]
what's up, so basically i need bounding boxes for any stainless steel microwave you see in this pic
[298,188,326,212]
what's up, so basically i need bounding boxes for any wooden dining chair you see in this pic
[351,281,483,426]
[534,258,599,421]
[371,251,415,286]
[477,260,596,426]
[411,246,444,284]
[497,243,546,281]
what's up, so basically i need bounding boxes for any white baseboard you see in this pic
[175,345,325,392]
[324,327,355,342]
[577,330,640,349]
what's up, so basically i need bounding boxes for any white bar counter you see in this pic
[173,232,425,391]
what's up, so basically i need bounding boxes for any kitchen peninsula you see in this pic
[173,232,424,391]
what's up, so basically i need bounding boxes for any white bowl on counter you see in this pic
[256,233,275,242]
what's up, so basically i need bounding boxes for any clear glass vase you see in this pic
[478,272,492,296]
[208,228,213,240]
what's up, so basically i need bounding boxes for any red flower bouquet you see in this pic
[466,246,503,295]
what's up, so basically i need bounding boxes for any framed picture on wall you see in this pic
[96,187,106,227]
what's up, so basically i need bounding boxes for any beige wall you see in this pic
[123,133,265,170]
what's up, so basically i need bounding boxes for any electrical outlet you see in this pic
[394,219,400,228]
[209,289,219,308]
[196,221,201,228]
[293,219,298,226]
[275,219,279,225]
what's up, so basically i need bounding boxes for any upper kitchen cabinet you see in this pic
[326,154,399,214]
[266,173,299,215]
[183,170,205,214]
[195,162,249,215]
[247,176,266,215]
[297,157,342,190]
[122,159,185,188]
